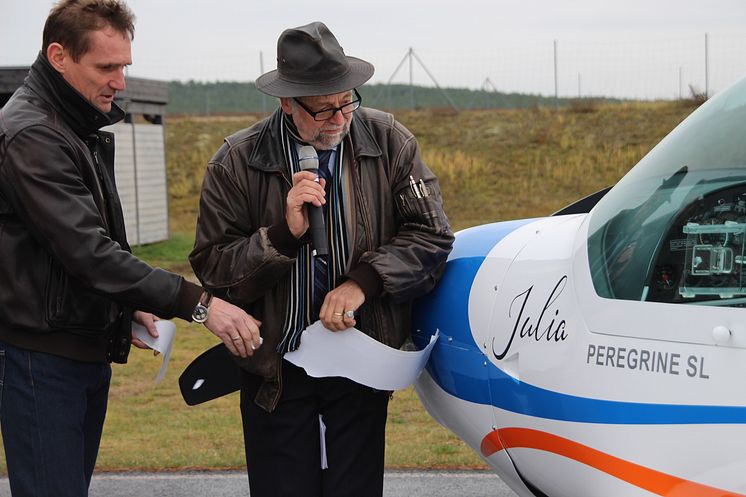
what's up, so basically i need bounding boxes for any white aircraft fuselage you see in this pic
[413,74,746,496]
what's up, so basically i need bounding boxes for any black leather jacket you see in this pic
[0,54,201,363]
[190,107,454,410]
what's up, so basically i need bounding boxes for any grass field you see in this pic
[0,100,698,474]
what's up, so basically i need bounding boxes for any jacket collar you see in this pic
[247,107,382,173]
[25,52,125,137]
[349,110,382,158]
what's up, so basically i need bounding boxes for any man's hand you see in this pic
[286,170,326,239]
[319,280,365,331]
[204,298,262,358]
[131,310,159,355]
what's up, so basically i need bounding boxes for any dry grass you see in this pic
[100,324,247,470]
[397,101,693,229]
[166,101,695,232]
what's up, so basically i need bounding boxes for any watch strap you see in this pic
[200,290,213,308]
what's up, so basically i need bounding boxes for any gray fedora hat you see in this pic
[256,22,374,98]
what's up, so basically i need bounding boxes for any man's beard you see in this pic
[308,121,351,150]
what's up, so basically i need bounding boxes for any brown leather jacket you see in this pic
[0,54,202,363]
[190,107,454,411]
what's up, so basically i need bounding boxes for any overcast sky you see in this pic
[2,0,746,98]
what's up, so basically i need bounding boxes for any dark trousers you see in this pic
[240,360,390,497]
[0,340,111,497]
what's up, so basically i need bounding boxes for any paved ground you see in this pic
[0,469,519,496]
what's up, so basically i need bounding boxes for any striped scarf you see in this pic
[277,117,352,354]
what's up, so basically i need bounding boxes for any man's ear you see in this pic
[46,43,67,74]
[280,97,293,115]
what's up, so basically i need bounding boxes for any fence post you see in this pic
[259,51,267,115]
[704,33,710,98]
[409,47,415,109]
[554,39,559,107]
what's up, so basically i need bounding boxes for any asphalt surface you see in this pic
[0,469,519,497]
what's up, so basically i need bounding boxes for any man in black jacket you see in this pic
[0,1,262,496]
[190,22,453,497]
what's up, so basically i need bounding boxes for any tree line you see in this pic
[166,81,610,115]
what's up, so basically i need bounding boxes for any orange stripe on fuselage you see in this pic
[481,427,744,496]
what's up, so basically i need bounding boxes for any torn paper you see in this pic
[132,320,176,384]
[285,321,438,391]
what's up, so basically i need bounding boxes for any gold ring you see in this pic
[333,312,344,316]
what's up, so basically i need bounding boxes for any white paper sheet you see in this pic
[132,320,176,384]
[284,321,439,391]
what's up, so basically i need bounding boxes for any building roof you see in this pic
[0,67,168,115]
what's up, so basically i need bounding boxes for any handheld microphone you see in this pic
[298,145,328,257]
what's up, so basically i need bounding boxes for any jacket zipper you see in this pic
[90,148,110,227]
[278,169,292,188]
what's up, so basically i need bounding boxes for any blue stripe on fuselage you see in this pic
[413,219,746,425]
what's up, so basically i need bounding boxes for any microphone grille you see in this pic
[298,146,319,171]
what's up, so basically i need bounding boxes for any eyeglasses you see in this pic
[293,89,362,121]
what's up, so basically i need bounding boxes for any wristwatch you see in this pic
[192,291,213,324]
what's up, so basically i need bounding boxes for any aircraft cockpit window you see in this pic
[587,76,746,307]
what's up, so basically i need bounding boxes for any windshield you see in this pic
[588,76,746,306]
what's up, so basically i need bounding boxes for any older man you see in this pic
[0,1,261,495]
[190,22,454,497]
